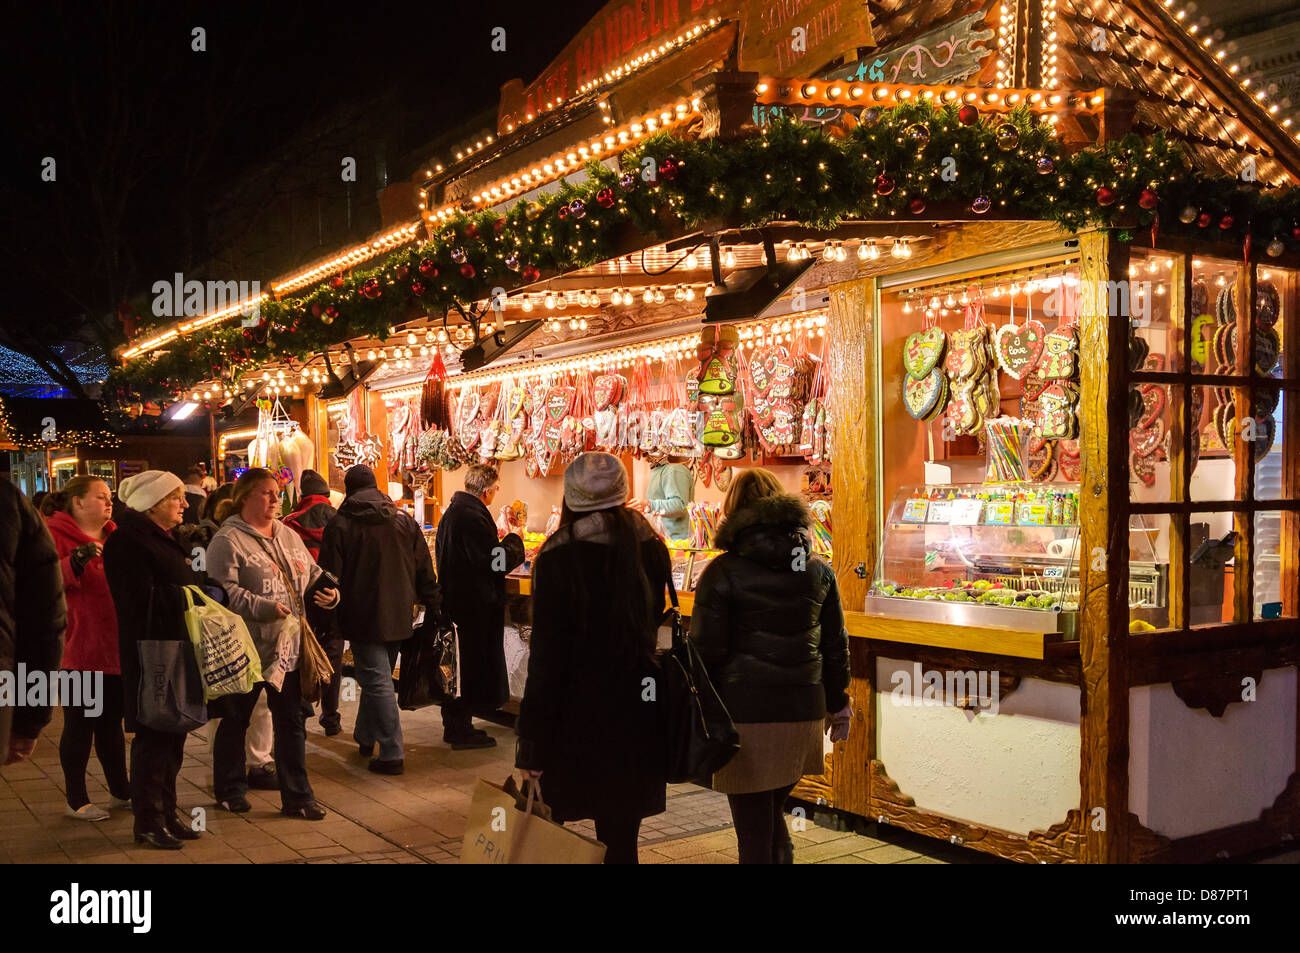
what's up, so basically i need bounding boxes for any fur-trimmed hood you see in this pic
[713,493,812,572]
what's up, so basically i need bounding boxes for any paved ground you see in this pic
[0,697,977,865]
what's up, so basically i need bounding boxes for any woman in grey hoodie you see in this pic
[205,468,339,819]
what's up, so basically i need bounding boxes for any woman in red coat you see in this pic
[46,476,131,820]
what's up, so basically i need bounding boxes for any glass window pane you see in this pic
[1129,383,1178,503]
[1129,513,1171,631]
[1188,512,1239,626]
[1189,256,1240,377]
[1254,511,1294,621]
[1191,384,1238,502]
[1128,250,1179,373]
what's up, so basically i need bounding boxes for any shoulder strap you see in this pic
[254,532,306,618]
[665,566,680,610]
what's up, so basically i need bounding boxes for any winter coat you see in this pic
[182,487,206,526]
[205,516,325,680]
[46,511,119,675]
[647,463,693,539]
[516,509,671,822]
[434,491,524,708]
[689,493,850,724]
[319,487,439,643]
[102,507,205,732]
[283,495,336,562]
[0,480,66,751]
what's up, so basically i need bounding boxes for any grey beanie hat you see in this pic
[563,452,629,513]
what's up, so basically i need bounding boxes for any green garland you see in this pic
[110,101,1300,397]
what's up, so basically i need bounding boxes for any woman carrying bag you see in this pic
[103,471,208,850]
[689,468,851,864]
[46,476,131,821]
[205,468,339,820]
[515,452,672,864]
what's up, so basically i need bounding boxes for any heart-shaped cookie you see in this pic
[904,327,947,380]
[1216,285,1236,325]
[593,374,625,410]
[1028,438,1055,481]
[995,319,1046,379]
[1254,324,1281,376]
[945,378,981,435]
[904,367,947,420]
[1214,401,1235,449]
[1132,452,1156,487]
[1129,420,1164,457]
[1137,384,1166,429]
[945,327,985,379]
[545,386,576,423]
[1256,281,1281,328]
[1189,314,1215,368]
[975,371,1001,420]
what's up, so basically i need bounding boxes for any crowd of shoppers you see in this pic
[1,452,851,864]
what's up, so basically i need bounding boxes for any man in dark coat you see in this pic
[0,478,67,765]
[319,465,439,774]
[434,464,524,748]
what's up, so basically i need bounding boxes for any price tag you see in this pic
[950,499,983,525]
[1044,566,1066,579]
[985,501,1015,525]
[928,500,953,524]
[1017,502,1050,526]
[902,499,930,523]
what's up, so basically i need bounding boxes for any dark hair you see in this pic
[545,501,656,667]
[186,467,203,481]
[217,467,277,523]
[203,482,235,524]
[44,475,110,517]
[32,490,47,509]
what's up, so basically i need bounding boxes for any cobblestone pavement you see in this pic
[4,701,1295,865]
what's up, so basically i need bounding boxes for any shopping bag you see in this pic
[397,620,459,710]
[180,586,262,701]
[137,640,209,733]
[460,779,605,864]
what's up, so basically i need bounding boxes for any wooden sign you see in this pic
[497,0,875,134]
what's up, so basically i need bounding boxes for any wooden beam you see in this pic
[848,613,1050,659]
[1233,264,1256,623]
[1168,253,1190,630]
[1077,229,1131,863]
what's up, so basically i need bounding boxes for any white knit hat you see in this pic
[119,470,185,513]
[563,452,629,513]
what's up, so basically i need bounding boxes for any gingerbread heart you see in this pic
[1059,452,1082,483]
[1254,324,1281,376]
[593,374,625,410]
[1039,325,1079,380]
[904,327,947,380]
[1189,314,1215,368]
[904,367,946,420]
[1129,420,1164,457]
[1132,452,1156,487]
[994,319,1046,380]
[945,378,981,435]
[1028,438,1055,482]
[1137,384,1165,429]
[1216,284,1236,325]
[975,371,1001,420]
[545,386,576,423]
[945,327,985,379]
[1256,281,1281,328]
[1214,401,1235,449]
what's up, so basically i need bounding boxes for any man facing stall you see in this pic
[434,464,524,748]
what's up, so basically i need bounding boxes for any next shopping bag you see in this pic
[180,585,262,701]
[460,778,605,865]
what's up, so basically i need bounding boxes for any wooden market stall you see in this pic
[115,0,1300,863]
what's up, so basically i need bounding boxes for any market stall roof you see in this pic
[0,396,120,450]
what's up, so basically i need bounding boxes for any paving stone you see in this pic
[855,844,922,864]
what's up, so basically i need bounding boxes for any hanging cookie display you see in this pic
[943,296,994,437]
[904,369,948,421]
[903,325,947,380]
[1057,439,1082,483]
[1036,383,1078,440]
[1028,436,1057,481]
[1039,324,1079,380]
[993,293,1045,380]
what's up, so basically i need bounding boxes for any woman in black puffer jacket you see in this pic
[689,468,851,864]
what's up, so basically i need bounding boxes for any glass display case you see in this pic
[867,483,1164,637]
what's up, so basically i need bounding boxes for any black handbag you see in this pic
[397,617,460,710]
[661,576,740,784]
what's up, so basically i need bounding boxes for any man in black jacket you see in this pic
[319,465,439,775]
[0,478,67,765]
[434,464,524,748]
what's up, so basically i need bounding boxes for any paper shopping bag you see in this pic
[459,779,606,865]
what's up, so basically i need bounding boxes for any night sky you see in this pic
[0,0,609,351]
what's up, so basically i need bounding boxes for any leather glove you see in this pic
[827,700,853,742]
[70,542,100,576]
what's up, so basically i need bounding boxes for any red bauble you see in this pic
[874,173,895,196]
[459,262,476,278]
[418,258,438,276]
[325,305,340,319]
[330,275,345,289]
[595,186,616,208]
[360,278,382,299]
[957,104,979,126]
[660,156,680,181]
[908,197,927,215]
[557,204,570,220]
[1095,186,1117,207]
[1218,214,1235,230]
[465,222,480,240]
[1197,212,1213,228]
[521,264,541,283]
[1292,225,1300,241]
[410,280,426,296]
[1138,188,1158,210]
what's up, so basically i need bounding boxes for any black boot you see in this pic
[165,812,202,841]
[134,826,184,850]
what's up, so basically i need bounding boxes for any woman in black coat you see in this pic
[515,453,671,864]
[102,471,207,850]
[689,468,851,864]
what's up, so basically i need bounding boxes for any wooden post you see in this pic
[1168,253,1190,630]
[827,275,877,817]
[1076,229,1131,863]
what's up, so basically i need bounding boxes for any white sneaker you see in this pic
[109,796,132,809]
[66,803,111,822]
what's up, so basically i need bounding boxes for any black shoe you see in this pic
[448,733,496,751]
[165,813,201,841]
[217,795,252,814]
[134,827,184,850]
[368,758,404,775]
[358,742,375,758]
[246,765,278,790]
[321,720,341,737]
[281,801,327,821]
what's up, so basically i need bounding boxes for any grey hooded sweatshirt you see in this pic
[206,515,323,681]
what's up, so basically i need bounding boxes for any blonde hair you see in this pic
[218,467,277,523]
[721,467,786,519]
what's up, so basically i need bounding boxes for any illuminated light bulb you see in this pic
[579,318,588,331]
[643,287,654,304]
[858,242,871,261]
[723,248,736,268]
[544,293,556,309]
[945,294,957,308]
[1156,284,1166,296]
[420,346,429,357]
[522,298,534,312]
[823,243,835,262]
[685,251,699,269]
[684,287,696,301]
[654,288,665,304]
[191,391,200,401]
[262,372,271,381]
[1146,258,1158,274]
[674,286,685,301]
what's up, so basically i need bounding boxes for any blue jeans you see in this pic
[351,641,403,761]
